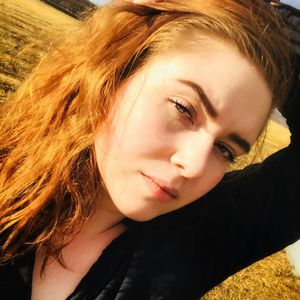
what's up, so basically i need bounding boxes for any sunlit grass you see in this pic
[0,0,75,101]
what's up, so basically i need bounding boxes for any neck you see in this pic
[81,209,124,236]
[79,193,125,236]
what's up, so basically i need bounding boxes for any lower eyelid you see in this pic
[215,143,236,161]
[169,98,194,120]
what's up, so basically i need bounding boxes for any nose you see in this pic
[170,130,214,178]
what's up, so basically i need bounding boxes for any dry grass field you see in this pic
[0,0,74,101]
[0,0,300,299]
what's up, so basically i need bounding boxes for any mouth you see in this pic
[142,173,179,203]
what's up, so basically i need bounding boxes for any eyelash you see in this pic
[170,97,236,164]
[214,142,236,163]
[169,98,193,122]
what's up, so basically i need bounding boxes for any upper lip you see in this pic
[143,173,179,199]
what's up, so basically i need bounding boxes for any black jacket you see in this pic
[1,2,300,300]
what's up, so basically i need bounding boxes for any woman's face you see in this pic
[94,39,272,221]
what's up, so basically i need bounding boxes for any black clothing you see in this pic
[1,2,300,300]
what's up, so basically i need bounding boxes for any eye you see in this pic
[169,98,193,122]
[214,142,236,163]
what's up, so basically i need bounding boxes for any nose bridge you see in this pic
[171,130,214,178]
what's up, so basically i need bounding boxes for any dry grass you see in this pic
[0,0,299,299]
[203,251,300,300]
[0,0,75,101]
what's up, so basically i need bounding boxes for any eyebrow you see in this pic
[178,79,218,118]
[177,79,251,154]
[228,133,251,153]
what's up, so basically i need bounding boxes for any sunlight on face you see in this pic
[94,38,272,221]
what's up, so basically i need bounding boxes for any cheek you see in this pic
[187,159,227,204]
[108,108,172,158]
[205,158,228,192]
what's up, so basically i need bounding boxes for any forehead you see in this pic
[135,39,272,144]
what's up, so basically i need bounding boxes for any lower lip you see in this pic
[142,174,174,203]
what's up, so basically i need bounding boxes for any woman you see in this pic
[0,0,299,299]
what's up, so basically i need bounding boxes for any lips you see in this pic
[142,173,179,202]
[157,181,179,199]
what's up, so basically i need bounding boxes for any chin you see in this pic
[121,207,164,222]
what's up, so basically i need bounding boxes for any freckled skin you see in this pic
[94,39,272,221]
